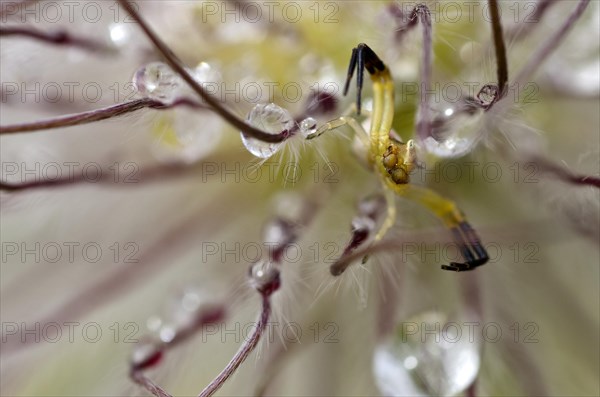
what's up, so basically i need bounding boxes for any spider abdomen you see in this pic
[382,142,415,184]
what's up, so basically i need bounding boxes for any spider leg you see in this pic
[373,188,397,243]
[307,116,369,146]
[344,43,388,117]
[343,47,358,97]
[384,182,489,271]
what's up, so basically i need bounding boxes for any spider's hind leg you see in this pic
[385,183,489,272]
[442,221,489,272]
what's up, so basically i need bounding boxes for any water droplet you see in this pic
[340,195,387,260]
[240,103,294,158]
[422,99,484,158]
[300,117,318,138]
[133,62,181,103]
[373,311,480,396]
[249,259,281,295]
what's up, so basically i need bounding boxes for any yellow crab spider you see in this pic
[311,43,488,272]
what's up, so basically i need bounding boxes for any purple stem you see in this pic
[0,162,194,192]
[0,97,208,135]
[530,154,600,189]
[0,26,113,52]
[198,295,271,397]
[130,372,173,397]
[507,0,555,40]
[515,0,591,85]
[414,5,433,142]
[489,0,509,97]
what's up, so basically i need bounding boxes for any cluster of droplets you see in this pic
[130,288,224,372]
[248,193,310,295]
[240,97,329,158]
[373,311,481,396]
[133,60,330,160]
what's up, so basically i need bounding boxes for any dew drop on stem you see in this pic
[241,103,294,158]
[133,62,181,103]
[421,97,485,159]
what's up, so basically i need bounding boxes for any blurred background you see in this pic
[1,1,599,396]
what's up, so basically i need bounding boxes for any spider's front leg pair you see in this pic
[316,43,489,272]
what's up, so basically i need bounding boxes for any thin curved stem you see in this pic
[0,26,113,52]
[529,154,600,189]
[117,0,291,144]
[488,0,508,97]
[0,97,207,134]
[507,0,554,40]
[414,5,433,142]
[515,0,591,85]
[130,372,172,397]
[198,295,271,397]
[130,306,226,397]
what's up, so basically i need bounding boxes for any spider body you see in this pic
[328,42,490,272]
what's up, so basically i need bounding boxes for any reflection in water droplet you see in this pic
[241,103,294,158]
[373,311,480,397]
[133,62,181,103]
[422,99,484,158]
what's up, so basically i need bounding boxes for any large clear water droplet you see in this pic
[240,103,294,158]
[422,98,484,158]
[133,62,181,103]
[373,311,481,396]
